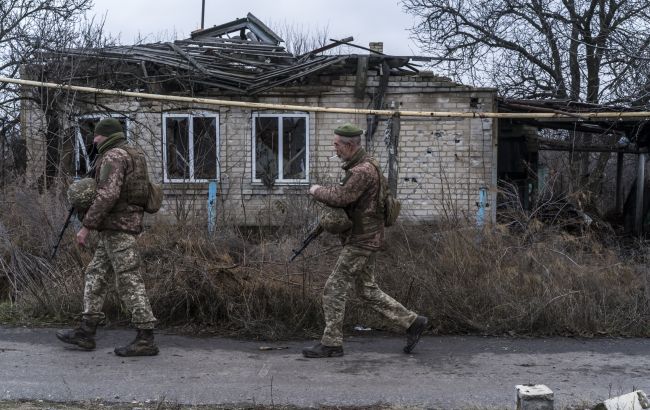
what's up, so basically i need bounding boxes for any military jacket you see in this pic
[312,148,384,250]
[83,141,145,234]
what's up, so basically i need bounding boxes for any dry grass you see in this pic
[381,224,650,336]
[1,183,650,339]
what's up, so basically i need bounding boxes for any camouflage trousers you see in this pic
[321,245,417,347]
[82,231,157,329]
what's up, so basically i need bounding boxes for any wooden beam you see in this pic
[505,102,590,121]
[636,153,646,235]
[538,138,642,153]
[354,55,368,99]
[247,56,346,95]
[366,61,391,146]
[616,152,624,214]
[388,113,400,196]
[167,42,212,77]
[297,36,353,59]
[538,145,641,153]
[329,39,382,55]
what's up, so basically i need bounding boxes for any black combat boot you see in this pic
[404,315,428,354]
[302,343,344,358]
[55,318,98,350]
[114,329,159,357]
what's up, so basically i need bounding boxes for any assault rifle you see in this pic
[51,206,74,259]
[289,223,324,262]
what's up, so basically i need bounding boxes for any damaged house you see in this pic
[21,13,497,226]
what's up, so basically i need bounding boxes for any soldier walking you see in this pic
[303,123,428,358]
[56,118,159,356]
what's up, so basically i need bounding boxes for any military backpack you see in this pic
[368,158,401,227]
[118,144,163,214]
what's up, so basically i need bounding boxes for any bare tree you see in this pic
[269,20,330,56]
[0,0,95,114]
[402,0,650,104]
[402,0,650,202]
[0,0,97,185]
[607,21,650,107]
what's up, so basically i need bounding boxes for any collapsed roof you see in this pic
[34,13,432,96]
[498,97,650,147]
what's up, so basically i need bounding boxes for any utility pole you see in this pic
[201,0,205,29]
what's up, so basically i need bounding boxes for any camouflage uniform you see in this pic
[312,147,417,346]
[83,141,146,234]
[81,137,156,329]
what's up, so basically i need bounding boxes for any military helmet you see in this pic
[321,207,352,234]
[67,177,97,210]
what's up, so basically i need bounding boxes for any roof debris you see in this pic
[36,12,431,95]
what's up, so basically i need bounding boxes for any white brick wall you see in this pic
[23,74,497,225]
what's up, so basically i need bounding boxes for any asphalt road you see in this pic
[0,326,648,409]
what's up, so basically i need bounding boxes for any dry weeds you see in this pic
[1,183,650,339]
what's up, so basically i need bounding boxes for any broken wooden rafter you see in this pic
[193,51,277,68]
[188,79,247,93]
[354,55,369,99]
[167,42,212,76]
[538,137,642,153]
[191,12,283,46]
[178,37,287,48]
[176,39,289,54]
[252,55,337,82]
[41,37,431,96]
[248,56,347,94]
[505,102,591,121]
[330,39,381,55]
[297,36,354,60]
[366,61,391,142]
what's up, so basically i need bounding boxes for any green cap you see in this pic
[94,118,123,137]
[334,123,363,137]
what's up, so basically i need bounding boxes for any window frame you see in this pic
[73,113,130,178]
[251,112,310,185]
[162,111,220,184]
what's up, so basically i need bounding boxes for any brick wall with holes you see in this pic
[23,73,497,226]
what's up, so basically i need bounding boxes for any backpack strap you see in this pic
[366,157,386,216]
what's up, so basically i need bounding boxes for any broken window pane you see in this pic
[253,114,308,184]
[193,116,218,180]
[255,116,279,185]
[77,118,98,176]
[165,117,190,179]
[283,117,306,180]
[75,116,127,176]
[164,114,219,182]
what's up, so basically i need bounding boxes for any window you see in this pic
[162,112,219,182]
[252,113,309,185]
[74,114,129,177]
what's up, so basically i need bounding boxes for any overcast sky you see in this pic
[90,0,422,56]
